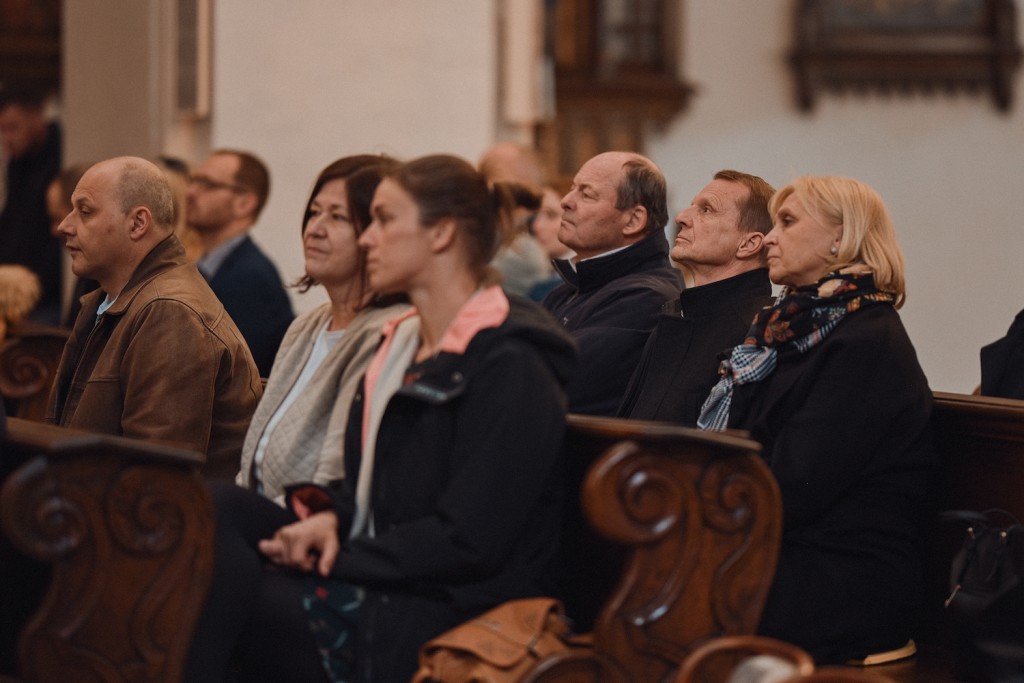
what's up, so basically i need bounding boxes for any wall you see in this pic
[650,0,1024,392]
[63,0,164,164]
[211,0,498,315]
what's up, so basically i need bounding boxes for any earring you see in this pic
[830,245,838,255]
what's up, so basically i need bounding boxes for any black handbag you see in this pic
[942,509,1024,682]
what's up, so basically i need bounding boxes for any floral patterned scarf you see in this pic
[698,269,896,431]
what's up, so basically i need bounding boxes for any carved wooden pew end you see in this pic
[0,323,69,422]
[1,419,214,683]
[530,415,782,683]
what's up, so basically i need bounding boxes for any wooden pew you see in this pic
[868,391,1024,682]
[6,390,1013,683]
[530,415,783,683]
[0,413,779,683]
[0,417,214,683]
[541,392,1024,683]
[0,323,68,422]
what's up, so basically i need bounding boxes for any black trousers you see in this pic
[185,482,328,683]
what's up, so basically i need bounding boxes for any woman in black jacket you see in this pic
[698,176,934,664]
[187,155,576,682]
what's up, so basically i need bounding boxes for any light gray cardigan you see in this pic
[236,301,409,502]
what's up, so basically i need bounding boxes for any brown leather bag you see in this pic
[411,598,574,682]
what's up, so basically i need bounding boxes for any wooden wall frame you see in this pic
[175,0,212,120]
[538,0,694,188]
[790,0,1022,112]
[0,0,61,95]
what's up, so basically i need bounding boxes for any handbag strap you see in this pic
[940,509,1021,528]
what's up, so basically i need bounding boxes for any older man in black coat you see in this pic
[543,152,681,416]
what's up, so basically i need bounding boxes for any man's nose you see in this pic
[57,213,73,235]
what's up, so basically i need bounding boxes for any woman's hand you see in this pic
[258,510,340,577]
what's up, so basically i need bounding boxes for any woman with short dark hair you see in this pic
[236,155,408,502]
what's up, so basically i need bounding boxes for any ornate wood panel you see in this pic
[539,0,694,186]
[790,0,1022,112]
[0,0,61,94]
[527,415,782,683]
[0,322,68,422]
[1,418,213,683]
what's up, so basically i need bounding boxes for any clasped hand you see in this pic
[258,510,339,577]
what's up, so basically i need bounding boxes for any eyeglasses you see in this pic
[189,174,250,193]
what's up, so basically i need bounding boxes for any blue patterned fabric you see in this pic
[698,270,895,431]
[303,577,363,682]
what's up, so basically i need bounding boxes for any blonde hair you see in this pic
[769,176,907,308]
[0,265,41,340]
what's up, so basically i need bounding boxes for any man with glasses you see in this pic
[187,149,293,376]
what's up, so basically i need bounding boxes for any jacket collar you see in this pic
[104,235,188,317]
[552,229,670,294]
[670,267,772,318]
[376,285,510,360]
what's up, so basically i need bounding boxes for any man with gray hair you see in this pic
[546,151,681,632]
[48,156,261,478]
[542,151,681,416]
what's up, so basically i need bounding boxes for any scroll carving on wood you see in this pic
[1,451,214,683]
[528,417,782,683]
[0,324,68,421]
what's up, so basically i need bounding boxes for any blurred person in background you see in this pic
[0,85,62,324]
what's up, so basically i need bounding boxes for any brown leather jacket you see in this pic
[48,236,262,478]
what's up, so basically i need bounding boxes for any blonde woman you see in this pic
[699,176,934,664]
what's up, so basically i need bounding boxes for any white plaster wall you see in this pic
[211,0,498,314]
[650,0,1024,392]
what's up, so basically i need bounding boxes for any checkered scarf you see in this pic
[698,270,896,431]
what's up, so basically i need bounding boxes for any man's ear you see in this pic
[736,231,764,259]
[127,207,153,241]
[428,218,458,254]
[235,191,259,219]
[622,205,648,237]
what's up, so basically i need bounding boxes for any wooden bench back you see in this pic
[14,391,1013,681]
[0,418,213,683]
[0,323,68,422]
[542,394,1024,682]
[531,415,782,683]
[916,391,1024,649]
[931,391,1024,519]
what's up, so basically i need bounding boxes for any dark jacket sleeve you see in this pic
[980,308,1024,399]
[211,240,294,376]
[743,308,934,663]
[565,283,671,416]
